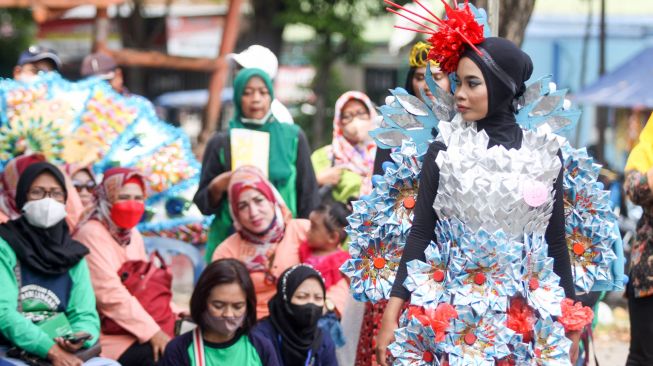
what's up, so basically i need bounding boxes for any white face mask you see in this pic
[241,109,273,126]
[22,198,67,229]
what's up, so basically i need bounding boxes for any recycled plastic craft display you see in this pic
[0,73,210,244]
[341,2,623,364]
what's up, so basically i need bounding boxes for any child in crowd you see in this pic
[299,198,351,316]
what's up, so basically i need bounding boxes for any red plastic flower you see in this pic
[408,303,458,342]
[385,0,484,74]
[506,297,536,343]
[558,298,594,332]
[426,2,484,73]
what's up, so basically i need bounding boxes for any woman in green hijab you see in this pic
[194,68,319,261]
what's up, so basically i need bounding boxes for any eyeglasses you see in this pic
[341,110,370,124]
[73,180,96,193]
[28,187,65,202]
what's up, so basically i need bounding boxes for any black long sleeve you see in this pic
[390,142,445,299]
[193,132,230,215]
[373,147,393,176]
[391,145,576,301]
[295,130,319,218]
[545,152,576,300]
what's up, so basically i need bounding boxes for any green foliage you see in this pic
[0,9,36,78]
[294,67,347,148]
[281,0,385,64]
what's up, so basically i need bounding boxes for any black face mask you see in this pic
[289,303,323,329]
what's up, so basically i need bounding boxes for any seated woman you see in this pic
[312,91,377,201]
[212,166,308,318]
[0,162,117,366]
[66,164,97,216]
[159,259,278,366]
[74,167,172,366]
[254,264,337,366]
[194,67,318,261]
[0,154,84,228]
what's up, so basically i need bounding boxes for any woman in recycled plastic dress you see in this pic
[370,2,594,365]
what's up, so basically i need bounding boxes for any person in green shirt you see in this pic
[0,162,117,366]
[311,91,378,203]
[159,258,278,366]
[194,68,319,261]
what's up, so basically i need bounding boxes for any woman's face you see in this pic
[27,173,65,203]
[290,277,325,307]
[206,282,247,319]
[454,57,488,122]
[236,188,275,234]
[340,99,372,144]
[241,76,271,120]
[72,170,95,209]
[115,182,144,203]
[412,66,451,102]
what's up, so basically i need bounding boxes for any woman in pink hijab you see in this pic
[311,91,378,202]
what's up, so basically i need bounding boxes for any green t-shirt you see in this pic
[188,334,262,366]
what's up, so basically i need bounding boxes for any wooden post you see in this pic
[93,7,109,52]
[488,0,499,37]
[198,0,243,153]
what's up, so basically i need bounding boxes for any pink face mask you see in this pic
[202,312,246,335]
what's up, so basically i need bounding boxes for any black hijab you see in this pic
[461,37,533,150]
[0,162,88,275]
[268,264,326,365]
[404,66,418,96]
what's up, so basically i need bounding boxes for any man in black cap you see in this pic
[80,52,128,96]
[13,45,62,83]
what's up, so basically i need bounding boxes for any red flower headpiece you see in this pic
[385,0,485,73]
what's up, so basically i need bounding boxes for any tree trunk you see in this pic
[472,0,536,46]
[238,0,286,55]
[311,58,332,149]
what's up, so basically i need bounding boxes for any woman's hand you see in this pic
[376,297,405,366]
[47,344,83,366]
[150,330,171,362]
[54,337,84,353]
[209,171,233,205]
[317,167,342,186]
[567,330,581,364]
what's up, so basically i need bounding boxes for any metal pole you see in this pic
[596,0,607,163]
[199,0,243,151]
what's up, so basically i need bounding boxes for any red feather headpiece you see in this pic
[385,0,485,73]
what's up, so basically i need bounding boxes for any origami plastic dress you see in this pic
[0,73,209,244]
[341,2,622,365]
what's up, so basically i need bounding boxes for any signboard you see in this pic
[166,15,224,58]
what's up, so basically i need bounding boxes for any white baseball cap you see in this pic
[229,45,279,79]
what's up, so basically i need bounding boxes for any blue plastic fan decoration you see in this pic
[0,72,210,244]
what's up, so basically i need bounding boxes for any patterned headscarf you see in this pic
[0,154,46,220]
[91,167,146,246]
[228,166,291,272]
[331,91,378,195]
[64,163,97,217]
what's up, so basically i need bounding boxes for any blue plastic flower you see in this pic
[340,225,406,302]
